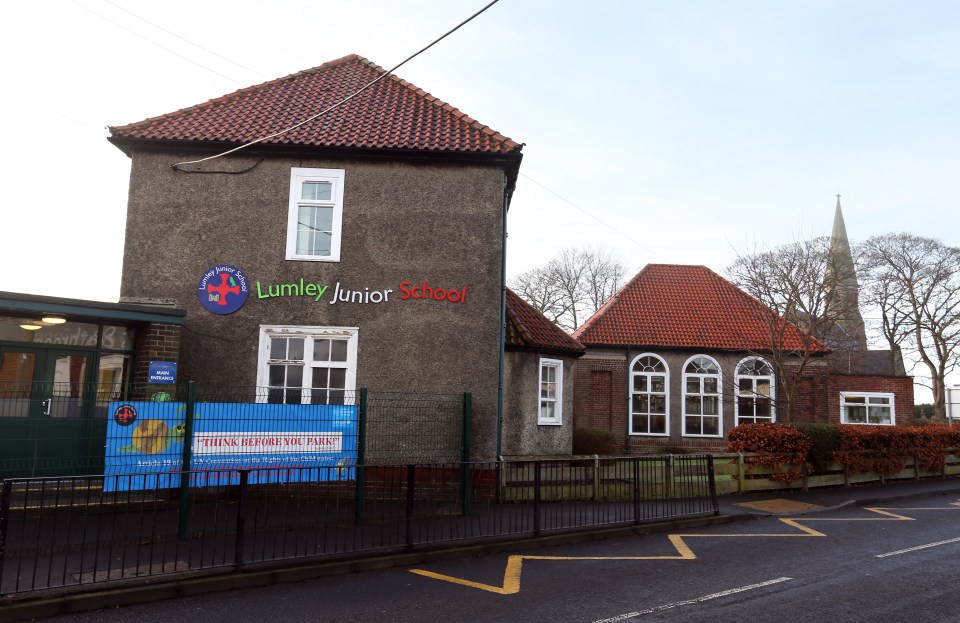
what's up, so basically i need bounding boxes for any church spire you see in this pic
[824,194,868,351]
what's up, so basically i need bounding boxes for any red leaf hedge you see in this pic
[727,423,960,480]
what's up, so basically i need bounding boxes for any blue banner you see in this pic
[104,401,358,491]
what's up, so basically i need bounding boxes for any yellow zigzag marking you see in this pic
[409,501,960,595]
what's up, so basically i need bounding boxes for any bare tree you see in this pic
[858,234,960,419]
[727,237,855,422]
[509,247,627,331]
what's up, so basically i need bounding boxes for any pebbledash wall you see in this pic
[118,152,512,461]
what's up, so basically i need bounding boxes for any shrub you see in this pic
[726,423,811,484]
[572,427,620,455]
[832,424,960,475]
[790,423,841,474]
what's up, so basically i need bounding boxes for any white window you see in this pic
[286,168,345,262]
[538,358,563,425]
[840,392,895,425]
[630,354,668,436]
[735,357,776,425]
[256,326,357,404]
[683,355,722,437]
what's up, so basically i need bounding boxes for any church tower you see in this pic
[824,195,868,351]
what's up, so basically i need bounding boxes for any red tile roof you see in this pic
[572,264,829,353]
[506,288,585,357]
[109,54,520,155]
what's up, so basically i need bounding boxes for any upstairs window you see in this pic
[683,355,722,437]
[538,358,563,425]
[841,392,895,425]
[735,357,775,425]
[286,168,345,262]
[630,354,668,435]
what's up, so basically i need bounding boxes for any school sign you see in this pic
[104,401,358,492]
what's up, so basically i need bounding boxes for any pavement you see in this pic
[3,476,960,623]
[716,475,960,517]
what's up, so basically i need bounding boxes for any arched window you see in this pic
[735,357,776,425]
[630,354,668,435]
[683,356,721,437]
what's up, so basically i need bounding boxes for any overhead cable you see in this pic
[171,0,501,172]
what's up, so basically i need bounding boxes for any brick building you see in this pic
[572,264,914,453]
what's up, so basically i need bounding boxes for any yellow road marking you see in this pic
[410,500,960,595]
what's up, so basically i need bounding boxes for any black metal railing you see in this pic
[0,456,717,595]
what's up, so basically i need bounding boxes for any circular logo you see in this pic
[114,404,138,427]
[198,264,249,314]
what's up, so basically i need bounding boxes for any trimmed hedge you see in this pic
[573,427,620,455]
[727,424,811,483]
[727,422,960,478]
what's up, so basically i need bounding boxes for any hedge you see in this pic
[727,423,960,479]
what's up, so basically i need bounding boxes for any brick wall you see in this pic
[132,322,182,386]
[573,356,627,442]
[826,374,915,426]
[574,350,917,453]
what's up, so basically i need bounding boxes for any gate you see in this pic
[0,346,104,479]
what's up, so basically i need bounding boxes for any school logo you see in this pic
[198,264,249,314]
[114,404,138,426]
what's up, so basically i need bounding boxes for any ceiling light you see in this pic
[20,323,43,331]
[41,316,66,324]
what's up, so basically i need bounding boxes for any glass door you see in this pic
[0,346,96,478]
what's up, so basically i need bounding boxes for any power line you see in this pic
[99,0,269,80]
[68,0,245,85]
[171,0,501,170]
[517,172,667,261]
[0,84,103,134]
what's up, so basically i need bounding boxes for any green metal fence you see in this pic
[0,382,470,481]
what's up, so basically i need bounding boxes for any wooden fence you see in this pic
[713,450,960,495]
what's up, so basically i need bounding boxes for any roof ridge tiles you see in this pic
[109,54,520,154]
[574,263,829,353]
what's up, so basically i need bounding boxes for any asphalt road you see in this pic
[42,492,960,622]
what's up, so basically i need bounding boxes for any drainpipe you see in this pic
[624,347,631,454]
[496,175,511,459]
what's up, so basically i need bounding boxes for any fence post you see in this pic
[460,392,472,516]
[737,453,745,494]
[633,457,641,524]
[707,455,720,516]
[593,455,601,502]
[177,381,197,540]
[405,464,416,551]
[0,479,12,585]
[234,470,249,570]
[801,461,809,492]
[355,388,367,525]
[533,461,541,537]
[665,455,675,499]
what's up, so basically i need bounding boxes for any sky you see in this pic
[1,0,958,396]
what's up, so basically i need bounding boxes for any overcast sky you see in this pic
[1,1,958,395]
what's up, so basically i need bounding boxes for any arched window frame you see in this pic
[682,355,722,438]
[734,356,776,426]
[629,353,669,436]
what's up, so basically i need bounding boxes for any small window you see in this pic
[257,326,357,405]
[683,355,722,437]
[538,358,563,425]
[286,168,345,262]
[630,354,669,436]
[841,392,895,425]
[735,357,776,425]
